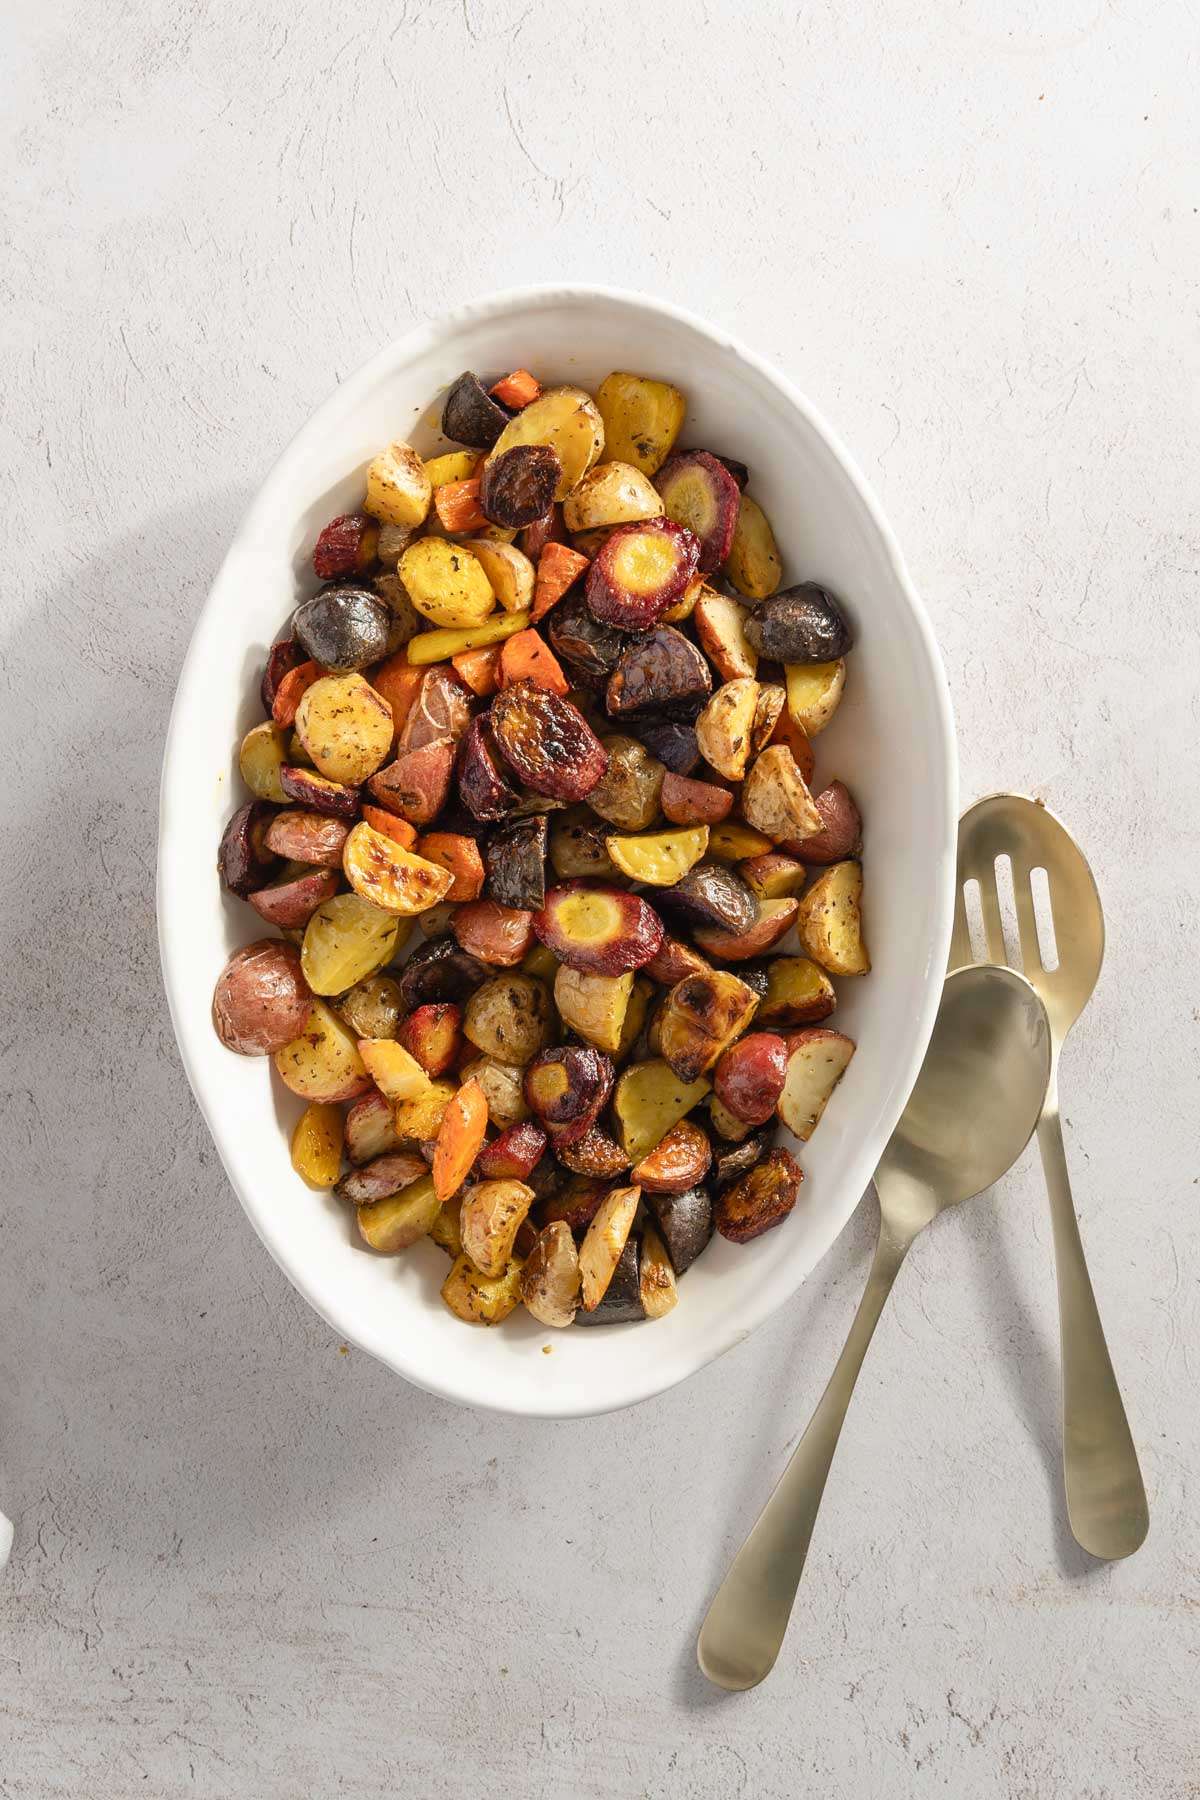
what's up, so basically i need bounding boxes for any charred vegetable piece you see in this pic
[488,386,605,501]
[212,940,313,1056]
[644,934,711,987]
[463,974,552,1063]
[219,800,278,897]
[294,584,391,672]
[578,1185,641,1311]
[342,822,454,914]
[715,1147,804,1243]
[656,449,741,573]
[278,765,362,821]
[546,589,629,685]
[548,807,617,880]
[414,830,484,902]
[535,881,664,975]
[634,719,701,776]
[397,936,487,1009]
[484,813,548,910]
[713,1031,789,1126]
[585,517,701,631]
[442,370,511,448]
[261,637,304,713]
[630,1118,713,1195]
[398,1001,464,1076]
[554,1124,631,1179]
[657,970,760,1084]
[639,1218,679,1319]
[711,1130,771,1191]
[264,809,349,870]
[574,1233,643,1324]
[745,584,854,663]
[646,1187,713,1274]
[657,861,757,935]
[480,444,562,529]
[477,1120,549,1181]
[457,714,520,822]
[605,626,713,721]
[524,1045,614,1145]
[712,452,750,490]
[521,1221,582,1328]
[788,781,863,865]
[613,1059,712,1163]
[489,681,608,802]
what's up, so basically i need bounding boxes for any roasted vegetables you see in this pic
[213,355,874,1336]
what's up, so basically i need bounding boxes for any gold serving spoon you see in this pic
[697,964,1051,1691]
[952,794,1148,1561]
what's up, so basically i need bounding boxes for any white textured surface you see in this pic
[2,1,1198,1793]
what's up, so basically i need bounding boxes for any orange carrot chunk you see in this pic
[369,656,424,743]
[531,542,590,622]
[414,831,485,902]
[362,804,417,848]
[433,477,490,534]
[433,1078,489,1202]
[451,645,502,696]
[271,660,321,728]
[499,628,570,695]
[490,369,541,409]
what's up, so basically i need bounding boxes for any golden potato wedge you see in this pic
[707,820,775,862]
[239,721,289,802]
[752,683,786,752]
[488,386,605,500]
[464,538,536,613]
[613,1060,712,1163]
[639,1217,679,1319]
[460,1178,536,1278]
[274,999,371,1103]
[290,1102,344,1188]
[463,975,552,1064]
[578,1185,641,1310]
[741,744,823,843]
[657,970,760,1083]
[424,450,479,489]
[739,851,808,900]
[693,590,758,681]
[777,1028,857,1140]
[357,1038,431,1102]
[440,1252,525,1325]
[562,460,663,532]
[342,822,455,915]
[302,892,402,996]
[392,1078,456,1141]
[757,956,837,1027]
[357,1173,441,1252]
[794,860,870,975]
[521,1221,581,1328]
[429,1192,464,1258]
[365,441,432,529]
[550,807,618,880]
[725,494,782,600]
[404,608,531,665]
[294,673,393,784]
[695,678,760,781]
[709,1093,756,1143]
[785,658,847,736]
[595,372,686,477]
[554,966,634,1055]
[605,825,708,886]
[458,1055,530,1129]
[398,537,495,629]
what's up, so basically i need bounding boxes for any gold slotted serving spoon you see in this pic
[952,793,1148,1561]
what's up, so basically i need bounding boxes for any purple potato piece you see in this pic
[293,584,392,672]
[646,1187,713,1274]
[218,800,279,897]
[485,813,548,911]
[710,1129,772,1188]
[397,937,488,1010]
[605,627,712,720]
[634,720,701,776]
[279,765,362,821]
[547,590,629,687]
[457,715,520,822]
[480,444,561,529]
[656,861,758,934]
[744,584,854,662]
[574,1235,644,1324]
[441,370,510,448]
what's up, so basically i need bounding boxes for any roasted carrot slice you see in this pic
[414,831,485,901]
[271,660,321,728]
[433,1078,489,1202]
[490,369,541,409]
[369,656,424,743]
[499,627,569,695]
[531,542,590,622]
[433,477,490,534]
[362,804,417,848]
[451,645,502,696]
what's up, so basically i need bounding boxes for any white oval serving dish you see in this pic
[158,285,957,1418]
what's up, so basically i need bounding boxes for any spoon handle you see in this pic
[697,1220,911,1690]
[1038,1097,1149,1559]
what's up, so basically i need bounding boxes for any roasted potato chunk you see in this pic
[213,940,313,1056]
[638,1218,679,1319]
[741,744,822,843]
[274,999,371,1103]
[521,1221,582,1328]
[756,955,837,1027]
[746,584,853,663]
[335,973,404,1041]
[343,822,455,915]
[594,372,685,477]
[725,494,782,600]
[647,1187,713,1275]
[777,1028,857,1140]
[606,824,708,887]
[695,678,759,781]
[715,1148,803,1244]
[630,1118,712,1194]
[295,673,393,785]
[657,970,759,1084]
[587,735,665,832]
[785,658,846,736]
[692,896,800,961]
[488,385,605,500]
[302,892,402,995]
[562,460,663,531]
[290,1105,350,1188]
[463,975,553,1064]
[613,1059,712,1163]
[460,1177,535,1277]
[399,538,495,629]
[440,1253,525,1324]
[364,441,432,529]
[578,1184,641,1311]
[458,1055,530,1129]
[794,860,869,976]
[357,1173,442,1252]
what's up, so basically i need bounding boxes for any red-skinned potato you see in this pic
[489,681,608,801]
[523,1046,614,1145]
[656,450,741,573]
[335,1150,428,1204]
[247,866,340,929]
[713,1031,789,1125]
[398,1002,464,1076]
[476,1120,549,1181]
[739,850,808,899]
[534,881,664,975]
[278,764,362,821]
[212,940,313,1055]
[585,518,701,631]
[659,771,733,827]
[715,1147,804,1243]
[786,781,863,865]
[367,740,455,827]
[776,1028,856,1140]
[693,896,800,960]
[344,1088,402,1164]
[451,899,535,967]
[630,1118,713,1194]
[643,934,712,987]
[264,810,350,869]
